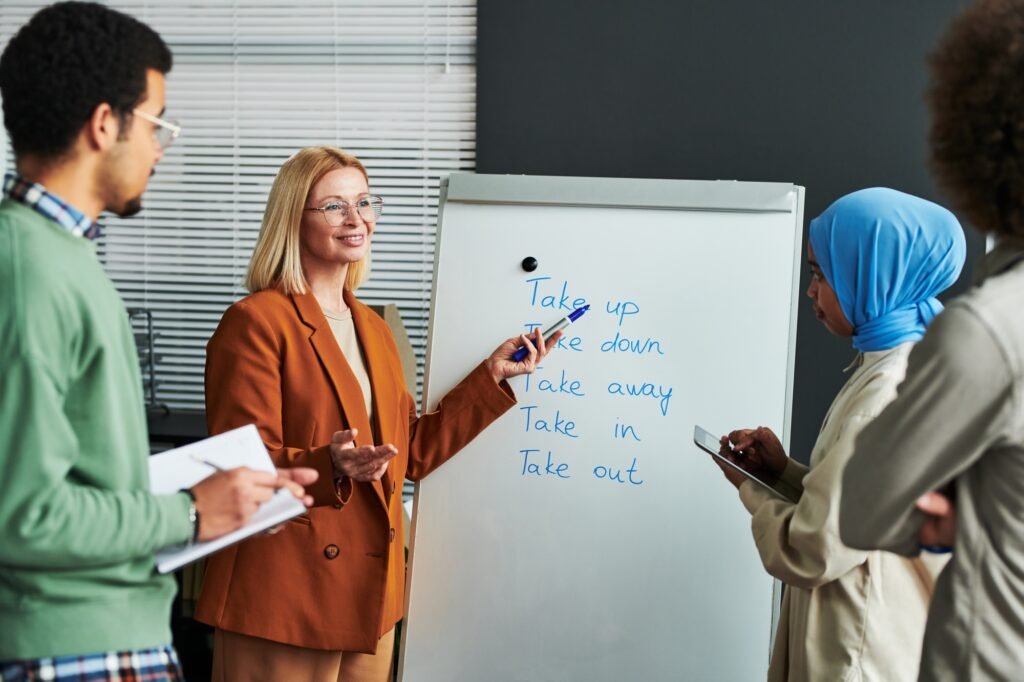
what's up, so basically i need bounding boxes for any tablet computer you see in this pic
[693,425,800,503]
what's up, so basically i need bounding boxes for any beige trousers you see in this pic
[211,627,396,682]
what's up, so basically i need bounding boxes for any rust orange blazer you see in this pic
[194,288,516,652]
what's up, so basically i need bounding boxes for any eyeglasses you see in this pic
[304,196,384,225]
[132,109,181,149]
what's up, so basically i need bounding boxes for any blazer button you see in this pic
[324,544,340,560]
[389,528,396,543]
[391,481,396,494]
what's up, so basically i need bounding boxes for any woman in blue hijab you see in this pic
[711,188,966,682]
[808,187,966,352]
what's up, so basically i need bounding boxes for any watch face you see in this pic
[186,497,199,544]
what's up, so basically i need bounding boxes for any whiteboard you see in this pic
[399,174,804,682]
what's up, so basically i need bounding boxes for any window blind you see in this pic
[0,0,476,409]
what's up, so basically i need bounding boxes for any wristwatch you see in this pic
[181,489,200,546]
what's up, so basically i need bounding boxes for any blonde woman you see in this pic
[195,146,557,681]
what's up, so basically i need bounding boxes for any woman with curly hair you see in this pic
[840,1,1024,679]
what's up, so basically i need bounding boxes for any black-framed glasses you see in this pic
[304,195,384,225]
[133,109,181,149]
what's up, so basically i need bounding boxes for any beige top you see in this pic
[324,307,374,432]
[739,342,943,682]
[841,241,1024,681]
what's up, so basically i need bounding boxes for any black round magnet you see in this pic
[521,257,538,272]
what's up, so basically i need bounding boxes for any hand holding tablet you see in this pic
[693,425,801,503]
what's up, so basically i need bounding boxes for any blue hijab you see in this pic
[808,188,966,353]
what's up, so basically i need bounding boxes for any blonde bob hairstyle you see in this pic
[245,146,372,294]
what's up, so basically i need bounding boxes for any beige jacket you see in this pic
[740,343,942,682]
[841,241,1024,681]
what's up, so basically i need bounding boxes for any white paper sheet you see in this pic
[149,424,306,574]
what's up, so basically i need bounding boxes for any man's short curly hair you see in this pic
[0,1,171,161]
[928,0,1024,236]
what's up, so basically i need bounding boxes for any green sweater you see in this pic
[0,200,193,659]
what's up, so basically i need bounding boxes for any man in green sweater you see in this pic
[0,4,317,679]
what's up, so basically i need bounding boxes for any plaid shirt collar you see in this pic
[3,172,102,240]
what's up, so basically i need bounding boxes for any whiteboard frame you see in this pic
[401,172,805,679]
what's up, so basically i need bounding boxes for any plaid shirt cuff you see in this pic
[0,645,182,682]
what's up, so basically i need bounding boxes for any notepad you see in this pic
[149,424,306,574]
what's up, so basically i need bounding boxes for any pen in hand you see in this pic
[191,454,227,472]
[511,304,590,362]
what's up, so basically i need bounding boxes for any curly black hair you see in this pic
[928,0,1024,236]
[0,1,171,161]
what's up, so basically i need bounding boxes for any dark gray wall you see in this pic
[477,0,981,463]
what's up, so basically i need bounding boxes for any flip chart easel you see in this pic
[399,173,804,681]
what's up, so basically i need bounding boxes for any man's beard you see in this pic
[115,196,144,217]
[106,166,153,218]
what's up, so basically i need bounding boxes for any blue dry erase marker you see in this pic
[511,305,590,362]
